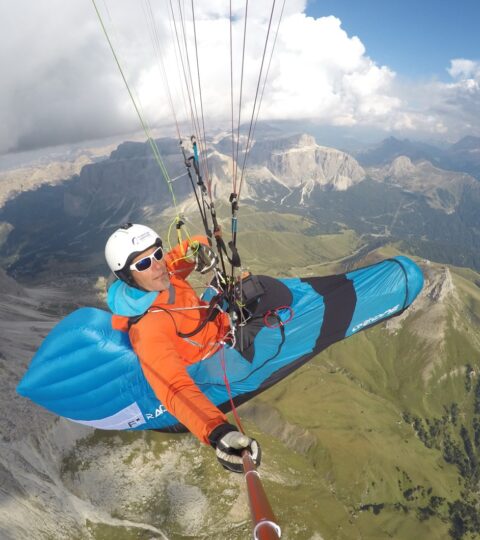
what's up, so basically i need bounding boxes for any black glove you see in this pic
[209,423,261,473]
[188,242,218,274]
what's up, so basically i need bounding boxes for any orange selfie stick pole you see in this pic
[242,451,281,540]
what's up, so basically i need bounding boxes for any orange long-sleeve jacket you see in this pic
[111,237,230,444]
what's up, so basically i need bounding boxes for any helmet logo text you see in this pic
[132,232,153,245]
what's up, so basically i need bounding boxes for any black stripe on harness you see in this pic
[202,273,358,417]
[302,273,357,354]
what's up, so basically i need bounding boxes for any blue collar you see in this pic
[107,280,159,316]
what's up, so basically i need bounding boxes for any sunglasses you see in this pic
[129,246,164,272]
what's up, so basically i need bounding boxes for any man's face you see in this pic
[131,245,170,292]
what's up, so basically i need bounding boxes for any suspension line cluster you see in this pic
[92,2,286,536]
[93,0,286,307]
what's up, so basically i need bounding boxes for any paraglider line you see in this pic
[238,0,278,198]
[91,0,181,217]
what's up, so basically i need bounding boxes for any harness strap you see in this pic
[128,292,227,340]
[177,292,225,339]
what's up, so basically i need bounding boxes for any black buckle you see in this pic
[234,274,265,310]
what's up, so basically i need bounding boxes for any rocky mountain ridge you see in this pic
[247,133,365,189]
[0,142,119,208]
[1,132,478,217]
[3,131,480,214]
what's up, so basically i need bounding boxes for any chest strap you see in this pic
[127,291,225,339]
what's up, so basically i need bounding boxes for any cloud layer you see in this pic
[1,1,479,155]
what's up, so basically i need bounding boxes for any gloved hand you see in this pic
[188,242,218,274]
[209,423,261,473]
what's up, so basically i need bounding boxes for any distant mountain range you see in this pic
[357,135,480,180]
[1,132,480,279]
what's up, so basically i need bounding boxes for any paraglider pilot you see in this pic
[105,223,261,473]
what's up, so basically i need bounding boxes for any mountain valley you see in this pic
[1,132,480,539]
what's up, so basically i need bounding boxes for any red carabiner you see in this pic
[263,305,294,328]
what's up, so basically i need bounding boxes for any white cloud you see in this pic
[146,9,401,129]
[252,13,400,126]
[448,59,480,80]
[0,1,144,154]
[0,0,405,154]
[385,59,480,140]
[2,1,479,154]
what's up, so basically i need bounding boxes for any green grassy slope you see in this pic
[156,204,362,276]
[239,247,480,539]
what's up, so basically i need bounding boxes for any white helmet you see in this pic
[105,223,162,286]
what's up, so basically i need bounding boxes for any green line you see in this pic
[91,0,180,213]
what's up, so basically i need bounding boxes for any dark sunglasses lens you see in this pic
[135,257,152,272]
[153,247,163,261]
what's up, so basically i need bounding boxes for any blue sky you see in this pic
[306,0,480,80]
